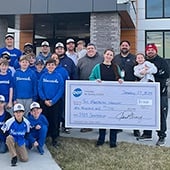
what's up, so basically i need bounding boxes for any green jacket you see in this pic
[89,63,122,80]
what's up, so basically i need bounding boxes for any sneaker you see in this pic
[95,141,104,147]
[133,130,140,137]
[156,137,165,146]
[80,128,93,133]
[11,156,17,166]
[62,128,70,134]
[110,143,117,148]
[137,134,152,141]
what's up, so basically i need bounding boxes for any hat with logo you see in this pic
[66,38,75,44]
[55,42,64,48]
[0,95,5,102]
[35,58,45,65]
[24,43,33,49]
[146,44,158,53]
[30,102,40,110]
[14,103,25,112]
[41,41,49,47]
[5,34,14,39]
[1,51,11,60]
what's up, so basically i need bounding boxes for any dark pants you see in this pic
[98,129,117,145]
[40,99,61,141]
[143,95,168,138]
[26,125,48,148]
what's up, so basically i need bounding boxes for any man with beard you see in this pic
[77,43,103,133]
[113,40,140,137]
[55,42,77,80]
[138,44,169,146]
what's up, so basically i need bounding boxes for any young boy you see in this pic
[26,102,48,155]
[34,58,45,81]
[38,58,64,147]
[13,55,37,116]
[0,95,11,153]
[1,51,16,76]
[0,60,13,111]
[1,103,30,166]
[134,53,157,82]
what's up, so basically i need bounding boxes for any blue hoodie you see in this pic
[38,70,64,105]
[13,68,37,101]
[0,72,13,102]
[27,113,48,132]
[55,64,70,82]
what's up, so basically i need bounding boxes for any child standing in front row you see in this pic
[13,55,37,116]
[134,53,157,82]
[26,102,48,155]
[38,59,64,147]
[1,103,30,166]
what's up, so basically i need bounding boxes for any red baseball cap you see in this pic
[146,44,158,53]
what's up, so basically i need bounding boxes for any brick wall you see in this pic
[90,12,121,56]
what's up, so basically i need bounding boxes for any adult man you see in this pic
[36,41,51,63]
[55,42,77,134]
[76,40,87,59]
[55,42,77,80]
[66,38,78,65]
[0,34,22,67]
[139,44,169,146]
[77,43,103,132]
[113,40,140,137]
[23,43,34,55]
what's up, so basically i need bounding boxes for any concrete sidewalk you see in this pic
[0,145,61,170]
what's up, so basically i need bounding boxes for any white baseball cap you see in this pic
[41,41,49,47]
[0,95,5,102]
[30,102,40,110]
[66,38,75,44]
[55,42,64,48]
[14,103,25,112]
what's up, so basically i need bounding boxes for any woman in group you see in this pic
[89,48,123,148]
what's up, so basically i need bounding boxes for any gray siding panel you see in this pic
[48,0,92,13]
[31,0,48,13]
[0,0,30,14]
[93,0,117,12]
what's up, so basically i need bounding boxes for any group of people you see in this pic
[0,33,169,166]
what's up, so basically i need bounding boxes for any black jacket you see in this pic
[113,53,136,81]
[147,55,169,96]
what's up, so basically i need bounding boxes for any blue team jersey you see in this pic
[13,68,37,101]
[1,117,30,146]
[0,47,22,67]
[38,70,64,105]
[0,72,13,102]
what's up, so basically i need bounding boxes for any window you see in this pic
[146,31,170,59]
[146,0,170,18]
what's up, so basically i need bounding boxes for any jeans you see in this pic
[0,140,8,153]
[98,129,117,145]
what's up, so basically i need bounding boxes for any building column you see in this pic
[90,12,121,55]
[0,17,8,47]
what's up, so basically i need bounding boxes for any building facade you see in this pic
[0,0,136,55]
[137,0,170,61]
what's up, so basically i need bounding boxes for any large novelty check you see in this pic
[65,80,160,130]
